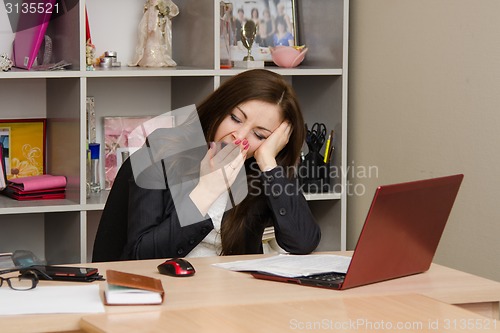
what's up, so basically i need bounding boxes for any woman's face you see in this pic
[214,100,283,158]
[277,22,285,33]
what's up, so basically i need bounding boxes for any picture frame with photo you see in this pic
[230,0,298,63]
[0,119,46,180]
[103,115,175,190]
[104,116,153,190]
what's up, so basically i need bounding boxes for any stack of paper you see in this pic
[213,254,352,278]
[0,285,105,315]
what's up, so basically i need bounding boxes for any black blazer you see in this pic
[93,156,321,262]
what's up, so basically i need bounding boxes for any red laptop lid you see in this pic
[342,174,463,289]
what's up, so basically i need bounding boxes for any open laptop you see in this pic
[252,174,464,290]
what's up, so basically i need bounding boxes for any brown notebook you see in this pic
[104,270,165,305]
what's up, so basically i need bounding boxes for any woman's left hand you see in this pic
[254,121,292,171]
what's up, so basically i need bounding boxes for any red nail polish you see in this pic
[234,139,241,145]
[242,139,248,145]
[244,143,250,150]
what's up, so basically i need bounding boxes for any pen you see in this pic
[323,130,333,163]
[326,145,334,164]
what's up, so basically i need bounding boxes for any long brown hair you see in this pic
[196,69,305,255]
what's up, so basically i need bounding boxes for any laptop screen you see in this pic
[341,174,463,289]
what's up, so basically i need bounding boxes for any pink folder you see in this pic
[8,174,67,192]
[12,0,57,70]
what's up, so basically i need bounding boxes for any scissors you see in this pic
[309,122,327,147]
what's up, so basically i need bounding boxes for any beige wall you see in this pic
[348,0,500,281]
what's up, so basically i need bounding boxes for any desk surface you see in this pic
[2,252,500,333]
[81,294,500,333]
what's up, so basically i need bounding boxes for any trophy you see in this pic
[241,20,257,61]
[234,20,263,68]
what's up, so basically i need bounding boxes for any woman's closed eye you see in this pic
[253,130,267,141]
[230,114,241,123]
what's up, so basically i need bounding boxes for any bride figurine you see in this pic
[129,0,179,67]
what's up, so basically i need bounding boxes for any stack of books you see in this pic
[2,174,67,201]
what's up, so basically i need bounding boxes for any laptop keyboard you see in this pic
[304,273,345,282]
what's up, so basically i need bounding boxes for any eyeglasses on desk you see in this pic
[0,269,39,291]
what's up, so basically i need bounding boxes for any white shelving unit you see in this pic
[0,0,348,264]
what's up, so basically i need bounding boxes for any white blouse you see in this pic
[186,192,228,257]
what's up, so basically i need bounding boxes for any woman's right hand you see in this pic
[200,141,247,192]
[189,141,248,215]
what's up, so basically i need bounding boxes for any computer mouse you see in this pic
[157,258,195,277]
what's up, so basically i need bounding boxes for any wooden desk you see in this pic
[81,294,500,333]
[1,253,499,333]
[88,253,500,317]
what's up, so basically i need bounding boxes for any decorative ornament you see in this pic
[129,0,179,68]
[86,39,96,71]
[0,53,13,71]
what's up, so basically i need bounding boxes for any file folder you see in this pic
[12,0,57,70]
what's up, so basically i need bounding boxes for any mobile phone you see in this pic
[23,265,99,281]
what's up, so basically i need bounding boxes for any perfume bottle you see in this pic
[88,143,101,193]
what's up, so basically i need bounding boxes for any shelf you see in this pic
[80,189,339,211]
[84,66,217,78]
[0,70,81,79]
[303,192,342,201]
[218,67,343,76]
[0,0,349,262]
[84,191,109,211]
[0,66,346,79]
[0,197,81,215]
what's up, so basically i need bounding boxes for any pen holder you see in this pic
[298,151,331,193]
